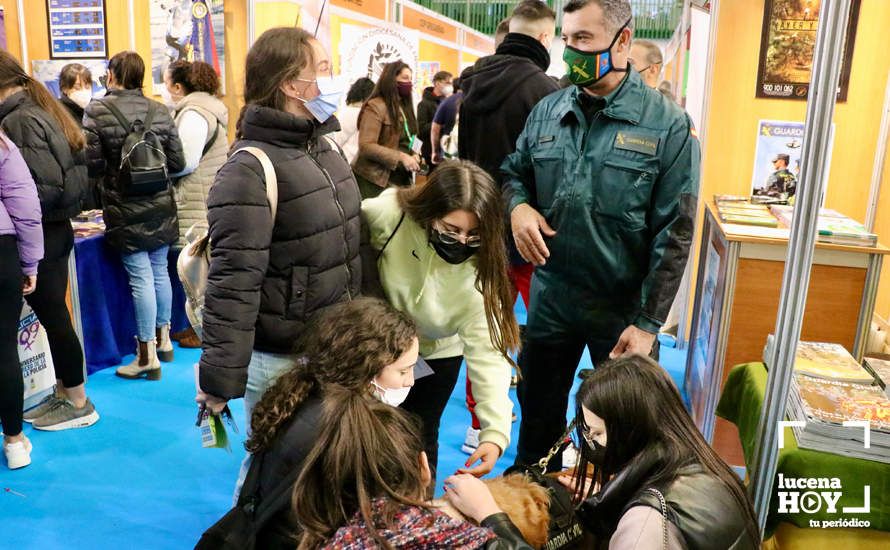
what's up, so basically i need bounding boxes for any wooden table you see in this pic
[685,203,890,466]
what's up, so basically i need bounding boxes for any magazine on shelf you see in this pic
[763,335,877,384]
[788,373,890,463]
[768,205,877,247]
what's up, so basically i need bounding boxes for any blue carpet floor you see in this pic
[0,301,687,549]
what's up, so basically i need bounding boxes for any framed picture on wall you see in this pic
[755,0,861,101]
[46,0,108,59]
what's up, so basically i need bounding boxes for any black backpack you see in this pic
[195,451,299,550]
[104,99,170,196]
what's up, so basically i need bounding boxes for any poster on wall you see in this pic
[339,25,419,86]
[32,59,108,99]
[19,305,56,410]
[750,119,835,200]
[755,0,861,101]
[150,0,225,95]
[417,61,441,90]
[47,0,108,59]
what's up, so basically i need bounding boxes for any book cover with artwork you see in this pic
[795,374,890,432]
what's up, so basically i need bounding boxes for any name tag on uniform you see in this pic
[538,135,555,144]
[614,132,659,156]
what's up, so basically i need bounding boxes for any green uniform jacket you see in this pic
[502,71,701,334]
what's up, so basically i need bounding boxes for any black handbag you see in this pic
[503,421,588,550]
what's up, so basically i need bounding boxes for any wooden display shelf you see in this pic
[685,203,889,466]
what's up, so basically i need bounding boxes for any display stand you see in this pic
[684,202,889,466]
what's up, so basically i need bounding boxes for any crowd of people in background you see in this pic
[0,0,761,548]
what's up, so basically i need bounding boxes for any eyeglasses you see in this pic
[434,222,481,248]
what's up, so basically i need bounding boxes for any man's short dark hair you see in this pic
[563,0,635,34]
[432,71,453,83]
[512,0,556,23]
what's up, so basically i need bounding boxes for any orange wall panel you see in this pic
[402,5,458,43]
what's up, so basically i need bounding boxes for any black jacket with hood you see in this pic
[458,33,559,185]
[458,33,559,265]
[416,86,444,166]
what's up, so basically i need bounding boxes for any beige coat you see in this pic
[172,92,229,247]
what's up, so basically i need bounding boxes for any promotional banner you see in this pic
[756,0,860,101]
[47,0,107,59]
[19,305,56,410]
[32,59,108,98]
[150,0,225,95]
[339,25,419,84]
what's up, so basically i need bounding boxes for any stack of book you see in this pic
[713,196,779,227]
[763,337,890,463]
[769,205,878,247]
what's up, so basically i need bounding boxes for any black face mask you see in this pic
[583,438,607,467]
[430,229,478,265]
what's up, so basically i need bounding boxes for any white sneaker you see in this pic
[3,436,32,470]
[461,427,480,455]
[562,445,579,469]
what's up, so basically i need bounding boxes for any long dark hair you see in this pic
[293,390,429,550]
[360,61,416,141]
[0,51,84,151]
[397,160,520,364]
[237,27,316,137]
[571,355,760,545]
[245,297,417,453]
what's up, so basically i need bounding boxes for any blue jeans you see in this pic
[120,245,172,342]
[232,349,298,504]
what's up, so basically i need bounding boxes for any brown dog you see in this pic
[434,473,552,549]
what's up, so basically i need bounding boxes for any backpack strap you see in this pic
[103,99,133,132]
[321,134,346,163]
[143,101,157,131]
[377,212,405,260]
[202,121,221,157]
[232,146,278,221]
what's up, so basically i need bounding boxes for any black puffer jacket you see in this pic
[0,90,85,221]
[84,88,185,253]
[198,105,361,400]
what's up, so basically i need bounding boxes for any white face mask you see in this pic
[160,87,180,109]
[371,380,411,407]
[441,84,454,97]
[69,89,92,109]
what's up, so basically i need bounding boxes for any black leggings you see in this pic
[400,355,464,477]
[25,221,84,388]
[0,236,24,436]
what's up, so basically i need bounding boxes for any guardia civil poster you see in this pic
[755,0,860,101]
[150,0,225,95]
[750,119,834,201]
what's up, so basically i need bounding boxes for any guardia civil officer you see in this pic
[502,0,701,470]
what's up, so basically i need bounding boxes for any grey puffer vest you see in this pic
[172,92,229,247]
